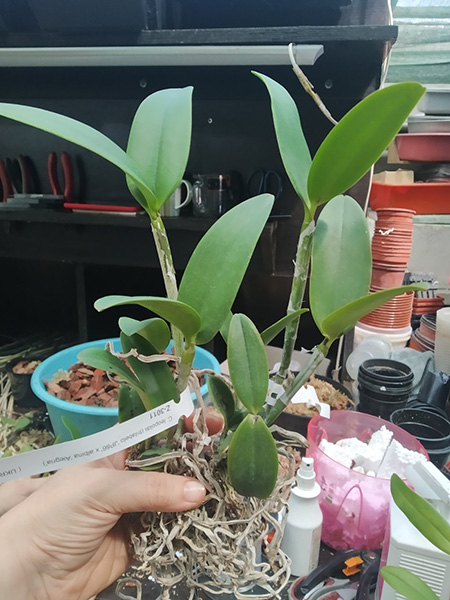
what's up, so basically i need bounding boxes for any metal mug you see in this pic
[160,179,193,217]
[192,174,232,218]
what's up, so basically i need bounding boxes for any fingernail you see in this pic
[184,480,206,503]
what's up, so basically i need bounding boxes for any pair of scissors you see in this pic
[47,151,75,202]
[246,168,283,202]
[0,155,35,201]
[289,549,381,600]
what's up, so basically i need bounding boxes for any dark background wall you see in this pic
[0,2,395,361]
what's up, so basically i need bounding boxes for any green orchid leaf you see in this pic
[120,332,178,410]
[118,384,147,423]
[261,308,309,345]
[77,348,143,391]
[228,414,278,499]
[310,195,371,331]
[0,415,31,431]
[0,103,154,208]
[319,283,428,340]
[118,317,170,353]
[228,314,269,415]
[127,179,149,211]
[391,474,450,555]
[127,87,193,211]
[61,417,81,440]
[253,71,312,210]
[219,311,233,343]
[137,446,173,471]
[381,567,440,600]
[308,82,425,206]
[178,194,274,344]
[228,409,248,430]
[207,374,236,431]
[14,416,31,431]
[94,295,201,341]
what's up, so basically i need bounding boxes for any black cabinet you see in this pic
[0,22,397,352]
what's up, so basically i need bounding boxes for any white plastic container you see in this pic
[346,335,392,380]
[353,322,412,352]
[281,457,323,577]
[435,307,450,375]
[417,86,450,116]
[378,462,450,600]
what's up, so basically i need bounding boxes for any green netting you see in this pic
[387,2,450,83]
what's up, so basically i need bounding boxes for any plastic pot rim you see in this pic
[359,359,413,380]
[31,337,220,416]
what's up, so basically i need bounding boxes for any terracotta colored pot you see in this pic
[371,250,412,264]
[370,267,406,289]
[419,313,437,341]
[376,208,416,219]
[360,291,414,329]
[375,219,414,228]
[372,260,408,270]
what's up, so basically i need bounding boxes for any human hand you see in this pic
[0,450,206,600]
[0,476,46,517]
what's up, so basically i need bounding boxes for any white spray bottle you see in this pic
[281,457,323,577]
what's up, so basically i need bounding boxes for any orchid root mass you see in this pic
[126,397,300,600]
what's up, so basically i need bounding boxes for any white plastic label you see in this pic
[291,385,331,419]
[0,388,194,483]
[266,380,286,406]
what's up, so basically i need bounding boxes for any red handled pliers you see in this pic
[47,151,74,202]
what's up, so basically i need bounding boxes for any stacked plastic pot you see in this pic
[410,313,436,353]
[357,208,415,342]
[358,359,414,419]
[369,208,415,289]
[435,307,450,376]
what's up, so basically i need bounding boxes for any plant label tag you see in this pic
[291,385,331,418]
[266,380,285,406]
[0,388,194,483]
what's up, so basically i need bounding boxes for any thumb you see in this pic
[90,469,206,515]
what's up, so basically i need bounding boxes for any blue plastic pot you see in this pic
[31,338,220,441]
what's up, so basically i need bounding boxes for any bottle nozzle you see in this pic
[296,457,317,491]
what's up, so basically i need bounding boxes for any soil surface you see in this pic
[12,359,41,374]
[45,362,120,408]
[284,375,352,417]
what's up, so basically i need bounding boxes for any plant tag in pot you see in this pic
[291,385,331,418]
[266,380,285,406]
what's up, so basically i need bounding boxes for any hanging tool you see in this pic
[47,151,75,202]
[0,159,13,202]
[246,168,283,202]
[5,154,34,195]
[0,154,36,202]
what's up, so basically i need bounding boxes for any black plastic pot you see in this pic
[407,399,449,420]
[6,356,43,408]
[416,370,450,411]
[275,375,353,438]
[357,359,414,420]
[390,407,450,469]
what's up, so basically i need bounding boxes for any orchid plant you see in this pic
[381,474,450,600]
[0,76,426,502]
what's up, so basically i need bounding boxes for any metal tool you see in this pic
[5,154,34,195]
[246,168,283,202]
[48,151,75,202]
[0,159,13,202]
[0,154,36,202]
[289,549,381,600]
